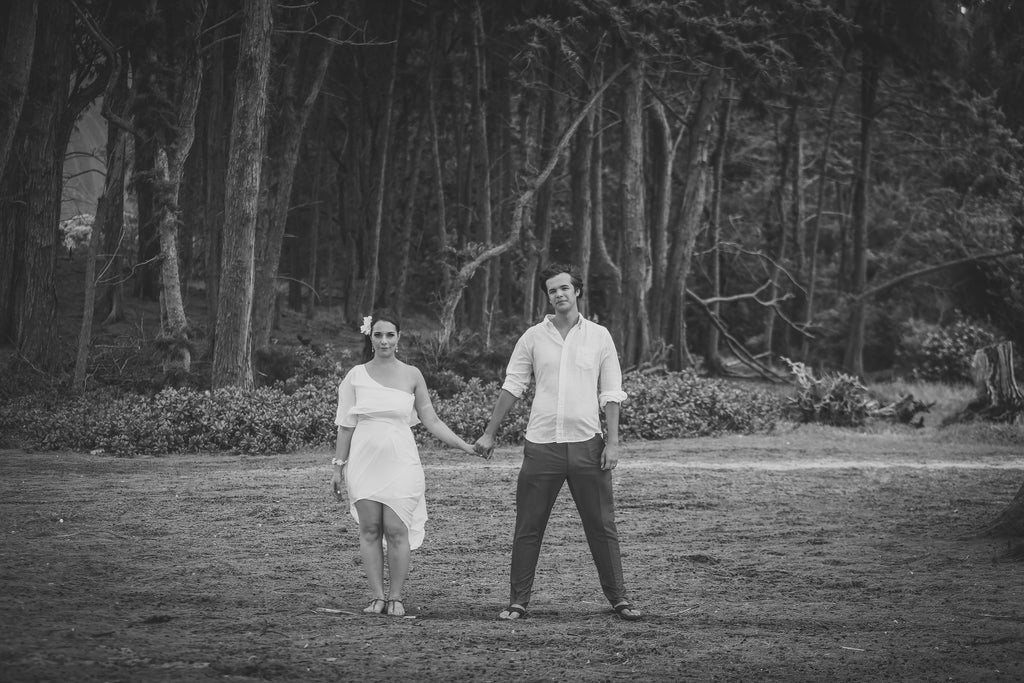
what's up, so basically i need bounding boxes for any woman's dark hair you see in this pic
[361,308,402,363]
[538,263,583,298]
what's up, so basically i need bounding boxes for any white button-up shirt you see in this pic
[501,314,628,444]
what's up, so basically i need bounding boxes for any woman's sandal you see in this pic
[386,599,405,617]
[613,600,642,621]
[363,598,387,615]
[498,604,527,620]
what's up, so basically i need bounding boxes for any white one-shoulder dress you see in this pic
[335,364,427,549]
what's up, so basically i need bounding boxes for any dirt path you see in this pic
[1,428,1023,682]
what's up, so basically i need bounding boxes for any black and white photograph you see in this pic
[1,0,1023,680]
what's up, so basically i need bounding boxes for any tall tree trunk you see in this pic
[200,6,232,348]
[394,121,426,316]
[360,10,401,316]
[74,121,128,391]
[764,101,796,363]
[147,0,206,381]
[133,138,160,301]
[787,101,805,360]
[590,69,622,346]
[802,61,849,360]
[250,14,339,349]
[843,53,880,376]
[305,103,328,320]
[426,14,450,296]
[705,79,733,375]
[524,51,561,322]
[662,67,723,369]
[648,97,679,336]
[619,57,651,367]
[0,0,38,183]
[212,0,272,390]
[0,0,72,368]
[497,65,520,325]
[570,75,595,317]
[99,67,130,327]
[469,0,493,328]
[155,148,193,380]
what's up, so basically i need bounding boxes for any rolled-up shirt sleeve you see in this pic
[334,370,357,428]
[598,329,627,408]
[500,333,534,398]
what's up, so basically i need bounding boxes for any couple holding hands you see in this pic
[330,263,641,622]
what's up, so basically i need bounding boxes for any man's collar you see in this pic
[543,313,585,328]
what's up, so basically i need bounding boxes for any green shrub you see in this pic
[423,378,531,446]
[783,358,872,427]
[895,318,999,383]
[1,367,783,454]
[421,368,469,399]
[619,370,783,439]
[1,384,339,455]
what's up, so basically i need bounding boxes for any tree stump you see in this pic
[967,343,1024,553]
[966,342,1024,423]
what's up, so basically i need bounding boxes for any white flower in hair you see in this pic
[360,315,373,336]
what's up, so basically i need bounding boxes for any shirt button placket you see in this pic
[556,336,570,441]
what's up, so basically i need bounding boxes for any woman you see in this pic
[331,309,476,617]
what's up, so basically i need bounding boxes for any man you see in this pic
[474,263,642,621]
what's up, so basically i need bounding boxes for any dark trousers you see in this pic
[509,435,627,607]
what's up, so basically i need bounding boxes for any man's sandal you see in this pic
[613,601,642,621]
[363,598,386,615]
[386,599,405,617]
[498,604,527,620]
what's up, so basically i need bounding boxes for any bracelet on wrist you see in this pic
[332,458,348,467]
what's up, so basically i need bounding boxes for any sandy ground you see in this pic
[1,426,1023,682]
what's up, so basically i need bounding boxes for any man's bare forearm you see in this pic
[484,389,519,438]
[604,402,620,445]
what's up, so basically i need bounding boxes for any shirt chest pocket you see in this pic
[575,348,599,370]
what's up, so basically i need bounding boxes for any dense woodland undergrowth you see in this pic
[3,1,1024,458]
[2,252,1019,456]
[0,264,785,454]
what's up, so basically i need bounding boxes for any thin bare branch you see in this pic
[686,289,789,382]
[855,249,1024,301]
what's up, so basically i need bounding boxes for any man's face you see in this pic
[545,272,579,314]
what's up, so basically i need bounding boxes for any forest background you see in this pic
[6,6,1024,678]
[1,0,1023,422]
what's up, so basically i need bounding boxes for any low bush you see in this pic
[783,358,873,427]
[1,384,339,455]
[1,368,783,455]
[895,318,1000,383]
[422,378,532,446]
[619,370,783,439]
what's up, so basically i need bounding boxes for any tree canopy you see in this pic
[0,0,1021,386]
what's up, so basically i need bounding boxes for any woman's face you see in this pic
[371,320,400,358]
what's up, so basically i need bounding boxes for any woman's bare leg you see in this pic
[354,499,386,606]
[382,505,410,615]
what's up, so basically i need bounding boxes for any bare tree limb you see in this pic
[686,289,790,382]
[854,249,1023,301]
[437,60,630,346]
[66,0,142,138]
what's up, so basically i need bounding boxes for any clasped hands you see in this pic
[473,433,495,460]
[470,435,619,468]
